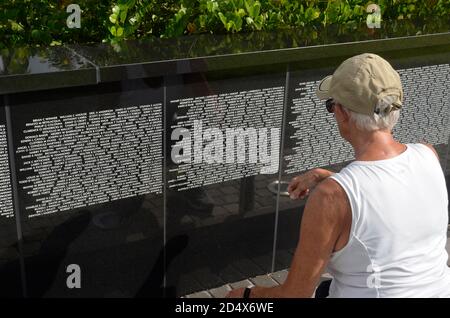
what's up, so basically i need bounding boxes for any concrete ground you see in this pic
[184,226,450,298]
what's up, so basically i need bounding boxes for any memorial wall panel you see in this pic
[0,99,22,297]
[8,78,165,297]
[165,72,285,296]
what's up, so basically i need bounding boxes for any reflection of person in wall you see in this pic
[166,71,216,218]
[227,53,450,298]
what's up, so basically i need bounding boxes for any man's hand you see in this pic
[225,287,245,298]
[288,168,334,200]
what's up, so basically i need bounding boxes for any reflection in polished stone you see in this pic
[70,17,450,69]
[164,71,284,296]
[0,46,96,94]
[6,78,165,297]
[0,46,92,76]
[0,103,21,297]
[26,210,91,297]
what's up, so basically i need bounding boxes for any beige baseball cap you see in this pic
[316,53,403,115]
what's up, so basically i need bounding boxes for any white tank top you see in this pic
[327,143,450,297]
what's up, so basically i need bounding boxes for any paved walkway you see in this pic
[184,227,450,298]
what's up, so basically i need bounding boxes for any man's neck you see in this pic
[348,129,405,161]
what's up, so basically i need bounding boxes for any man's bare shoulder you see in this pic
[312,177,346,199]
[420,142,439,160]
[306,177,349,215]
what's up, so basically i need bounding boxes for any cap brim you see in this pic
[316,75,332,100]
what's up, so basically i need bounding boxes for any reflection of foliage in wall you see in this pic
[0,0,449,48]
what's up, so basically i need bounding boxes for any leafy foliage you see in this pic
[0,0,449,48]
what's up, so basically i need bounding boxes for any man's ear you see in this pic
[335,104,349,122]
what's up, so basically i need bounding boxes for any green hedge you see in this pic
[1,0,449,49]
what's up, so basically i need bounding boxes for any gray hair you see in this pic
[341,95,400,132]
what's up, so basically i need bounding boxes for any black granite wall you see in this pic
[0,24,449,297]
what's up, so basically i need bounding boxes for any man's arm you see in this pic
[227,178,351,298]
[288,168,335,200]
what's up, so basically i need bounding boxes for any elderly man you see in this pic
[227,53,450,298]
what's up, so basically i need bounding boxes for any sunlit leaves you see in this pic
[1,0,449,48]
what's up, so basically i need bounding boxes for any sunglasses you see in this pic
[326,98,336,113]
